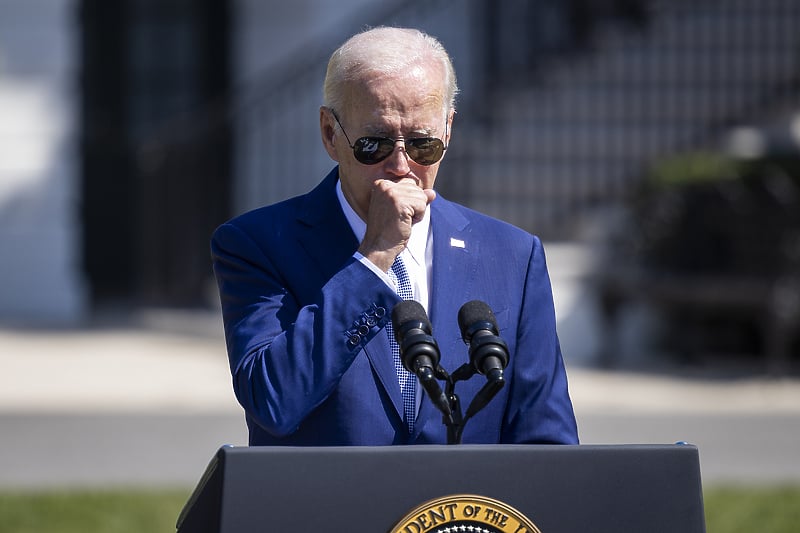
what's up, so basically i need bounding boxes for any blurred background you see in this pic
[1,0,800,528]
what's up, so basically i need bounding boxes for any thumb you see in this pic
[424,189,437,204]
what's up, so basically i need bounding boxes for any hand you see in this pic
[358,178,436,272]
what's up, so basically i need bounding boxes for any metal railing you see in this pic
[441,0,800,238]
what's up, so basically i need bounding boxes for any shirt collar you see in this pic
[336,178,430,269]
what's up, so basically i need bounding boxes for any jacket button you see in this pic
[347,334,361,347]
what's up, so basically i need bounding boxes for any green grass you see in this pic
[0,486,798,532]
[703,486,800,533]
[0,489,191,533]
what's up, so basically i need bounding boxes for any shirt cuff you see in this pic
[354,252,395,290]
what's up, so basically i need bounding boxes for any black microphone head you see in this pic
[457,300,498,342]
[392,299,429,327]
[391,300,432,341]
[391,300,440,369]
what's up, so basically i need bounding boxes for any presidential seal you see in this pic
[389,494,542,533]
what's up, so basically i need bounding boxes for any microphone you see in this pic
[457,300,509,384]
[391,300,452,421]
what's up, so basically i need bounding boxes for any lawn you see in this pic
[703,485,800,533]
[0,489,190,533]
[0,485,798,532]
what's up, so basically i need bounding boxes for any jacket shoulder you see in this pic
[434,196,538,245]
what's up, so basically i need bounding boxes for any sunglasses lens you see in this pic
[406,138,445,165]
[353,137,395,165]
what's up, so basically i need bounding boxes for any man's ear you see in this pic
[445,109,455,146]
[320,107,340,162]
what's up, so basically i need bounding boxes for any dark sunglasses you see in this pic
[331,110,448,166]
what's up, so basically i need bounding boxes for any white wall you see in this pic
[0,0,87,324]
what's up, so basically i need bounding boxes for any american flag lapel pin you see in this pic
[450,237,465,249]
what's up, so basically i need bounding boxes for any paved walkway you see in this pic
[2,306,799,490]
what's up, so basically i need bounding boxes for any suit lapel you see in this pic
[428,196,475,343]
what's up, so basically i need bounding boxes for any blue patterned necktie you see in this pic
[386,255,417,433]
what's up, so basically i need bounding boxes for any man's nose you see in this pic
[383,141,411,175]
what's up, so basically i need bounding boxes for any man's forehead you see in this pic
[349,62,445,100]
[345,89,444,127]
[356,101,445,133]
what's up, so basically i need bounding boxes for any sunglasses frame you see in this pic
[330,109,448,166]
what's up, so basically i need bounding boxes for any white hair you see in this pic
[323,27,458,115]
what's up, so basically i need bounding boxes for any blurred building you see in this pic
[1,0,799,356]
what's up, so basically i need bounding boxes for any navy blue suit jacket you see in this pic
[211,167,578,445]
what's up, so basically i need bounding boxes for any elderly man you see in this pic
[211,27,578,446]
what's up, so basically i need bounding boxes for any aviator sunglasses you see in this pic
[331,110,448,166]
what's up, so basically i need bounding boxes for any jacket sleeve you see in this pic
[501,236,580,444]
[210,221,397,438]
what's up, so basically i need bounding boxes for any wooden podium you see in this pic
[177,444,705,533]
